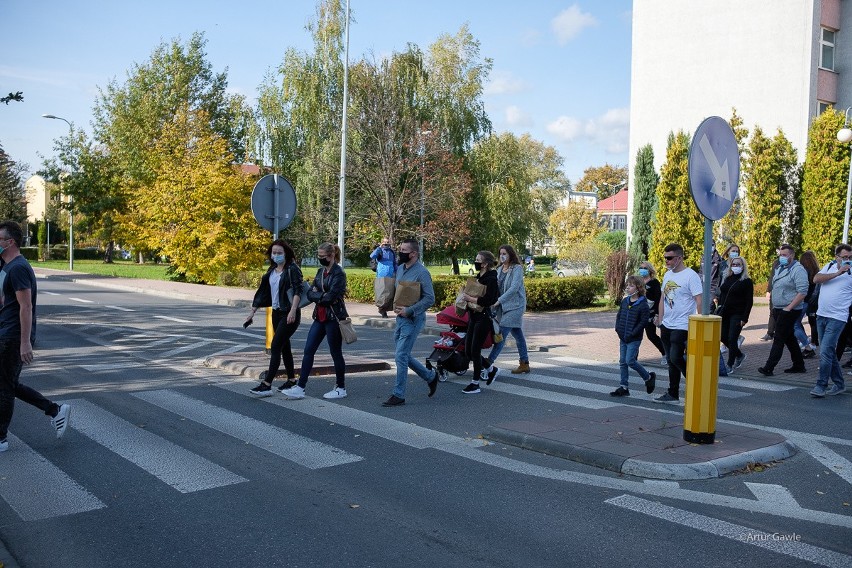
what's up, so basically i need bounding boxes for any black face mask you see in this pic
[398,252,411,264]
[474,262,483,271]
[319,258,330,267]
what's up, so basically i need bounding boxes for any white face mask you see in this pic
[499,254,508,263]
[731,266,743,275]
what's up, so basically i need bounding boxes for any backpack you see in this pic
[369,257,378,272]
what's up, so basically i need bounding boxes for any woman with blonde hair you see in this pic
[718,255,753,372]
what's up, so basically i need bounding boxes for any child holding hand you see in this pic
[612,275,656,397]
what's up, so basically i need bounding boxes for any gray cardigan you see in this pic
[495,264,527,328]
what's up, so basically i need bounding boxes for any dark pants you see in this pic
[297,319,345,389]
[721,313,744,367]
[807,314,819,346]
[465,312,491,382]
[767,309,776,336]
[644,320,666,356]
[0,339,58,440]
[266,309,301,381]
[660,326,688,398]
[763,308,804,371]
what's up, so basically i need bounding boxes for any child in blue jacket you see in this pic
[612,275,656,397]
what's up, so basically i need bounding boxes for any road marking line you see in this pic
[133,390,363,469]
[788,438,852,487]
[744,483,802,508]
[515,371,748,399]
[606,494,851,567]
[41,291,60,296]
[0,434,106,521]
[68,297,94,303]
[105,305,134,312]
[153,315,192,323]
[158,341,211,358]
[139,337,182,349]
[221,328,266,339]
[191,343,251,365]
[446,377,619,408]
[79,362,146,371]
[64,398,246,492]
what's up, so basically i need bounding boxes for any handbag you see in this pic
[286,265,312,309]
[338,317,357,344]
[489,309,503,343]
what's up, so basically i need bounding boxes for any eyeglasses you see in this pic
[839,255,852,261]
[663,256,679,261]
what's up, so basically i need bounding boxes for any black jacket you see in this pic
[615,296,650,343]
[719,273,753,322]
[308,263,348,321]
[469,269,499,317]
[252,262,304,311]
[644,278,662,317]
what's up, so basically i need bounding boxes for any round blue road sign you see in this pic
[688,116,740,221]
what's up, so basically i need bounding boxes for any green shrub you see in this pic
[597,230,627,251]
[20,247,39,261]
[525,276,604,310]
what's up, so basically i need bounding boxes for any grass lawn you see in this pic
[33,259,172,280]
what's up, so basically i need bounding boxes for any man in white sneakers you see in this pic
[0,221,70,452]
[810,244,852,397]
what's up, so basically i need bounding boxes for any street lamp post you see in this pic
[419,130,431,257]
[42,114,75,270]
[838,107,852,243]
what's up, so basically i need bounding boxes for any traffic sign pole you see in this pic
[273,174,280,237]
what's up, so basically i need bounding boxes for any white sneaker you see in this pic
[660,356,668,366]
[51,404,71,439]
[323,387,347,399]
[0,439,7,452]
[281,385,305,399]
[737,335,745,348]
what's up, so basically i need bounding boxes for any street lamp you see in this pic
[42,114,75,271]
[838,107,852,243]
[419,129,431,257]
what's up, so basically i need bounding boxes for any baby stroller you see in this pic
[426,305,493,381]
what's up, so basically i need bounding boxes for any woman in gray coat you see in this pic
[484,244,530,376]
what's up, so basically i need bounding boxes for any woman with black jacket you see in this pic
[460,250,500,394]
[281,242,349,400]
[719,256,754,372]
[248,240,304,396]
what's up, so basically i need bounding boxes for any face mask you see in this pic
[842,260,852,267]
[638,268,649,278]
[625,286,636,296]
[499,254,508,263]
[778,256,789,266]
[271,254,285,265]
[397,252,411,264]
[474,261,483,271]
[729,251,739,258]
[319,257,330,267]
[731,266,743,275]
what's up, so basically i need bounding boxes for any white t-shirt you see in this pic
[816,261,852,322]
[269,270,282,310]
[661,268,702,330]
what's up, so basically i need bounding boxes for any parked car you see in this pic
[553,260,590,277]
[457,259,476,275]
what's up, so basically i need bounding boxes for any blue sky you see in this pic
[0,0,632,184]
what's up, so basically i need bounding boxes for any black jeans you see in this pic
[465,312,491,382]
[644,320,665,356]
[721,313,744,366]
[266,309,301,381]
[0,339,57,440]
[764,308,804,371]
[298,319,345,389]
[660,326,688,398]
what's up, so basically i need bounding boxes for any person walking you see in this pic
[370,238,397,317]
[0,221,70,452]
[810,244,852,397]
[382,239,438,407]
[797,250,820,358]
[460,250,500,394]
[760,251,782,341]
[248,240,304,396]
[611,275,656,397]
[718,256,753,373]
[483,245,530,376]
[638,260,667,365]
[757,244,808,377]
[654,243,702,404]
[281,243,348,400]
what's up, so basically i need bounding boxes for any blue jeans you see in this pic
[816,316,846,390]
[619,339,650,387]
[793,302,810,348]
[297,319,345,389]
[486,326,529,365]
[393,313,434,399]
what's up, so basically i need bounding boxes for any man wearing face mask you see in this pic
[382,239,437,407]
[809,244,852,397]
[757,244,809,377]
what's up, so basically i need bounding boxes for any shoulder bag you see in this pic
[286,265,312,309]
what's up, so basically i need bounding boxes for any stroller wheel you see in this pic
[437,368,449,382]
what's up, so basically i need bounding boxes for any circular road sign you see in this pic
[250,174,297,233]
[688,116,741,221]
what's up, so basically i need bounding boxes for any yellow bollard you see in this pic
[684,314,721,444]
[265,307,274,351]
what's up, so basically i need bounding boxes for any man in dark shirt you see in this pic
[0,221,70,452]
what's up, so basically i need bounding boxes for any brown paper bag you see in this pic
[393,280,421,311]
[374,277,395,310]
[454,291,467,316]
[463,278,486,312]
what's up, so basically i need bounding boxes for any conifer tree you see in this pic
[742,127,784,284]
[715,109,749,249]
[628,144,657,259]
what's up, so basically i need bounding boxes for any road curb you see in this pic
[204,353,390,379]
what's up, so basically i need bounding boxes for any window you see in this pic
[818,101,831,115]
[821,28,836,71]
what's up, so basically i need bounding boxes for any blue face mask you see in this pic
[271,254,285,265]
[778,256,789,266]
[842,260,852,267]
[728,251,739,258]
[638,268,649,278]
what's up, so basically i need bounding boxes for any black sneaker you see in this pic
[259,371,268,381]
[382,395,405,407]
[610,386,629,397]
[277,379,297,392]
[733,353,747,370]
[784,366,807,374]
[645,372,656,394]
[250,383,273,397]
[759,334,773,341]
[654,392,679,404]
[462,383,481,394]
[486,366,500,385]
[802,349,816,359]
[757,367,773,376]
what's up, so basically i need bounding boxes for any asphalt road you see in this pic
[0,278,850,567]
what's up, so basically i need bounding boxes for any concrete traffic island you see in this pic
[484,405,796,480]
[205,351,390,379]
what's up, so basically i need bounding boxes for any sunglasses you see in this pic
[663,256,679,261]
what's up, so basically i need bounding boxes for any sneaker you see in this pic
[759,333,773,341]
[486,366,500,385]
[802,349,816,359]
[810,386,826,398]
[427,373,439,397]
[0,439,7,452]
[437,368,449,382]
[826,385,847,396]
[757,367,773,377]
[725,365,733,375]
[737,335,745,348]
[259,370,269,381]
[733,353,747,370]
[51,404,71,439]
[720,345,728,354]
[660,356,668,366]
[654,392,679,404]
[250,382,274,397]
[382,395,405,407]
[281,385,305,399]
[323,387,347,399]
[645,372,656,394]
[610,386,630,397]
[462,383,481,394]
[784,366,807,374]
[277,379,297,392]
